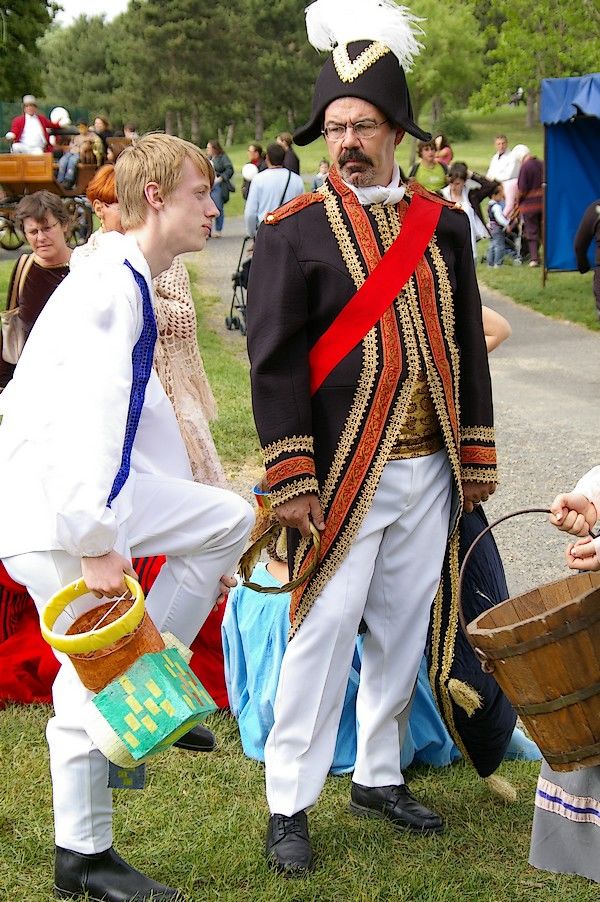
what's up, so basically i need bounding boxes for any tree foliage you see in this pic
[39,14,115,114]
[0,0,55,99]
[31,0,600,145]
[472,0,600,116]
[409,0,485,123]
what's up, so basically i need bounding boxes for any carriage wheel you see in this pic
[0,216,24,250]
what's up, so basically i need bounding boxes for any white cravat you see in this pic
[343,163,406,206]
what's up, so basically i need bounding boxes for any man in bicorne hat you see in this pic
[247,0,498,875]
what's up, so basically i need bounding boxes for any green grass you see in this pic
[477,250,598,330]
[0,258,12,308]
[224,105,543,217]
[187,264,261,474]
[1,706,599,901]
[1,242,599,900]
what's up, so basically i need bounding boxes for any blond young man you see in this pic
[0,134,253,901]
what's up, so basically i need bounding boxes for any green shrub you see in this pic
[433,112,472,142]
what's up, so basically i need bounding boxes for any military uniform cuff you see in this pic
[460,426,497,483]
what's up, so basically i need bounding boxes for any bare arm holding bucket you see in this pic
[550,493,598,536]
[550,466,600,537]
[565,535,600,571]
[550,467,600,566]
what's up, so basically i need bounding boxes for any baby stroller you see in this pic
[225,236,252,336]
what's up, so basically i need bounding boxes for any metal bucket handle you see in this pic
[458,507,554,664]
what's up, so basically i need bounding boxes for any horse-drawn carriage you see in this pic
[0,151,95,250]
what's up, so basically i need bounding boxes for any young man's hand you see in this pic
[214,574,237,610]
[81,551,138,599]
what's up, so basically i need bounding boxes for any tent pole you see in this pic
[542,123,547,288]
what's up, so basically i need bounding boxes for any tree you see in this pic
[105,0,243,138]
[40,14,116,115]
[471,0,600,126]
[243,0,322,137]
[406,0,484,157]
[0,0,55,99]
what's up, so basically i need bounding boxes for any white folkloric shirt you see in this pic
[0,232,191,559]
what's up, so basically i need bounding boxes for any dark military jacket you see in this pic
[247,166,508,777]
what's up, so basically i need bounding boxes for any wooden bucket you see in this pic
[460,508,600,772]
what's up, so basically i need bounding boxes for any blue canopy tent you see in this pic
[541,74,600,275]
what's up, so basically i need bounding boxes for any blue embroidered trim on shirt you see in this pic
[107,259,157,507]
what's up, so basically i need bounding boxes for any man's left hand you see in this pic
[462,480,496,513]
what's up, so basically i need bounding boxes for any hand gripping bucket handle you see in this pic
[40,574,145,655]
[457,507,552,664]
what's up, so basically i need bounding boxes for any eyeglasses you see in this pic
[23,220,61,239]
[322,119,389,141]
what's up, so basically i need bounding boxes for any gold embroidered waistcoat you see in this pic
[388,370,443,460]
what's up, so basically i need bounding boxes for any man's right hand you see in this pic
[549,492,598,537]
[273,493,325,538]
[81,551,138,600]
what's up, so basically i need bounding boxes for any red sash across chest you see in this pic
[308,192,442,395]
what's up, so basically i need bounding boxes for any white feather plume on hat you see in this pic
[305,0,424,72]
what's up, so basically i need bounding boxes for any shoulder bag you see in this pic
[1,253,35,365]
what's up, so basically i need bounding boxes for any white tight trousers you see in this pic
[265,452,452,816]
[4,474,253,854]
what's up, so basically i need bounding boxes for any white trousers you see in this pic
[11,143,45,154]
[265,451,452,816]
[4,474,253,854]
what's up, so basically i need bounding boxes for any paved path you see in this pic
[197,216,600,595]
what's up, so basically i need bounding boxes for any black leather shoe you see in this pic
[265,811,314,875]
[54,846,184,901]
[349,782,444,834]
[172,723,216,752]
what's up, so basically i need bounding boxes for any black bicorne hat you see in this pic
[294,39,431,147]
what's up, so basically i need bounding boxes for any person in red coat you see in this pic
[6,95,56,154]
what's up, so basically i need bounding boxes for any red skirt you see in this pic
[0,557,228,709]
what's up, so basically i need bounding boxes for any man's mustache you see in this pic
[338,150,373,167]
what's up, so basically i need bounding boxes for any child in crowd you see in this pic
[223,486,539,776]
[312,159,330,190]
[487,183,512,267]
[408,140,447,192]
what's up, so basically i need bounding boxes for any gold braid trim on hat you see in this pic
[332,41,390,84]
